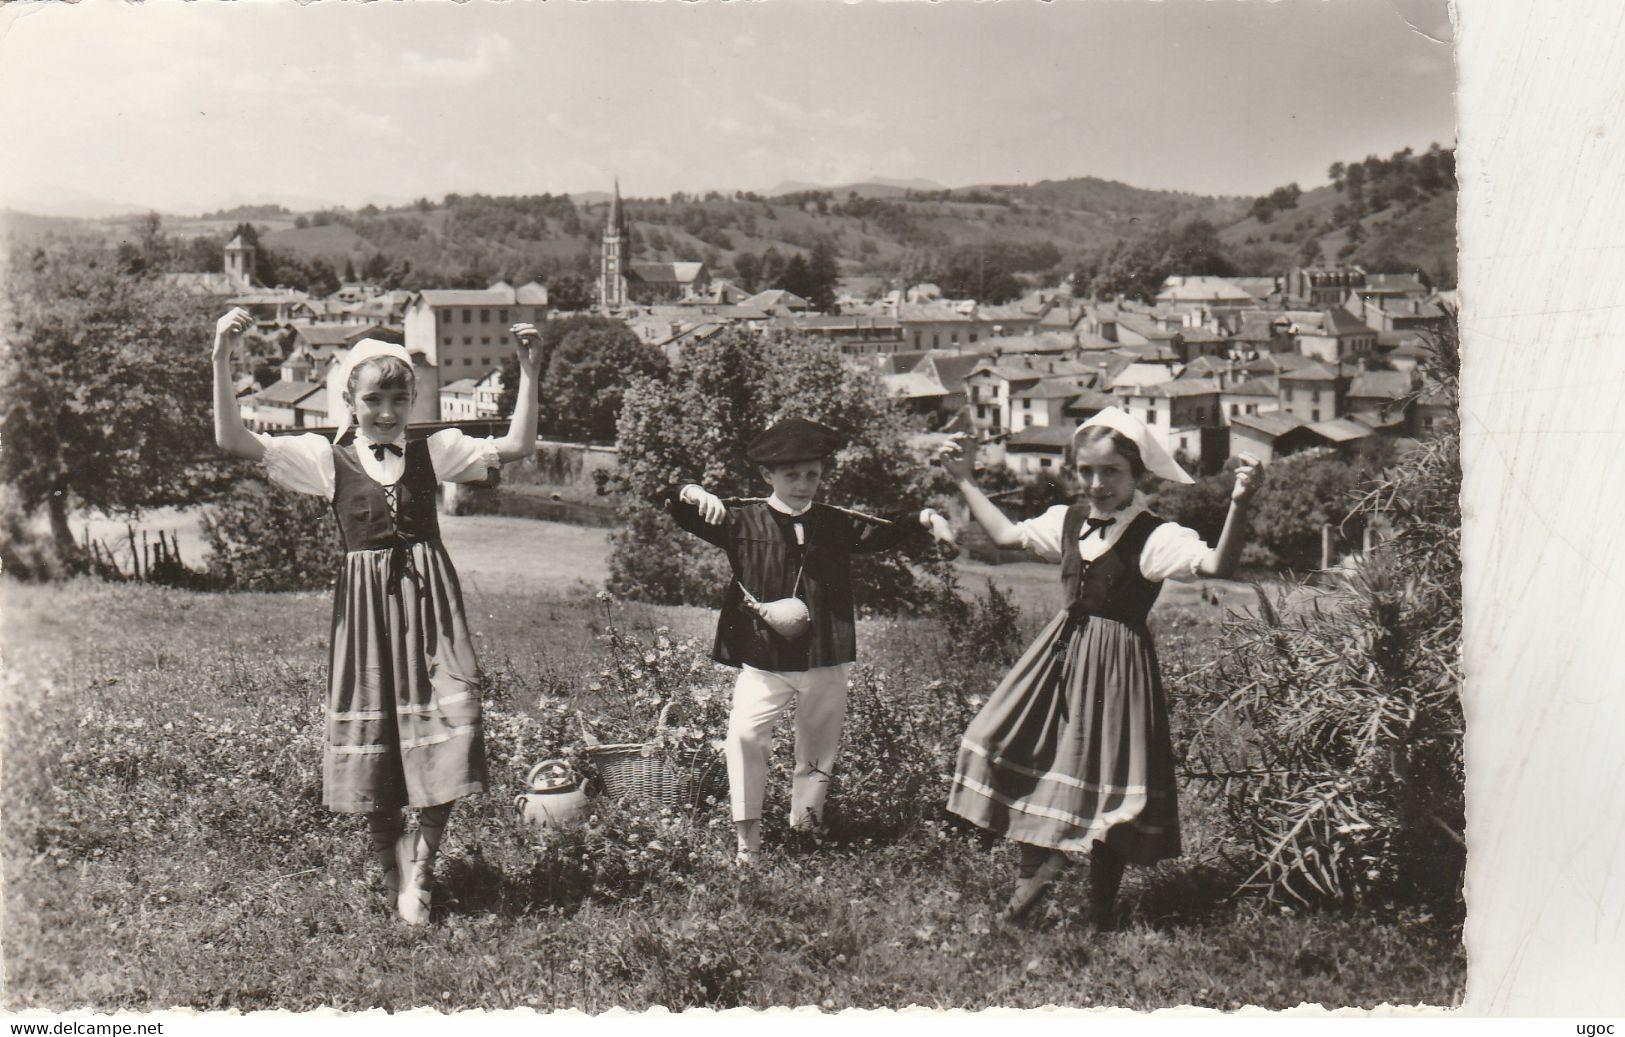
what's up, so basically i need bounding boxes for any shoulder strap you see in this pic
[1059,503,1089,544]
[1113,511,1167,559]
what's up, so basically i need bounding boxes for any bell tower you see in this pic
[224,233,257,288]
[598,178,629,310]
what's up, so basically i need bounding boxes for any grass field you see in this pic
[1,521,1461,1013]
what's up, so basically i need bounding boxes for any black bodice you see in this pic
[331,434,441,553]
[1058,507,1168,628]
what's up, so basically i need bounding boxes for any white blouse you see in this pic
[1010,500,1210,583]
[255,429,501,498]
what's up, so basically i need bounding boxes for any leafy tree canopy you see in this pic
[604,327,945,612]
[1,242,223,551]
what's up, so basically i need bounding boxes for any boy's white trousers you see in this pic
[725,663,851,827]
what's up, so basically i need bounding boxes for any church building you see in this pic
[597,180,710,308]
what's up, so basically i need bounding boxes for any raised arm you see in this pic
[492,322,543,463]
[1195,456,1263,578]
[212,307,265,461]
[667,484,733,550]
[938,437,1022,547]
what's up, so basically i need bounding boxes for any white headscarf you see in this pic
[326,338,414,440]
[1076,406,1195,484]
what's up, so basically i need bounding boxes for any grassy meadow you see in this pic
[1,518,1462,1012]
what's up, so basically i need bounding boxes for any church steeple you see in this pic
[599,177,629,310]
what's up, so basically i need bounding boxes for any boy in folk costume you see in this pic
[668,418,956,863]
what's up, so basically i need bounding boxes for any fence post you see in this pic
[127,524,140,580]
[1321,524,1335,570]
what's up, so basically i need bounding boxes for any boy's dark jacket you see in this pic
[666,492,924,672]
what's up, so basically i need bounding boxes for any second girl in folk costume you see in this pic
[210,308,542,925]
[940,407,1262,928]
[668,418,956,863]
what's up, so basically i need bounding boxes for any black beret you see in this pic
[746,418,843,465]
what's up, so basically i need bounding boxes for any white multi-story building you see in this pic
[402,282,548,381]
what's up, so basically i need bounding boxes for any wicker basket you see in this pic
[580,703,727,811]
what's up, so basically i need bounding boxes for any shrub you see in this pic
[829,664,984,837]
[200,471,340,591]
[1180,377,1461,915]
[0,486,80,581]
[605,327,951,613]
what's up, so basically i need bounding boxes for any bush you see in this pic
[200,471,340,591]
[0,486,79,581]
[1180,389,1462,916]
[605,327,950,613]
[829,664,983,837]
[1243,450,1369,570]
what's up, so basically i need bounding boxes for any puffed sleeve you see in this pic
[427,428,502,484]
[254,432,335,498]
[1010,505,1069,564]
[1140,521,1210,583]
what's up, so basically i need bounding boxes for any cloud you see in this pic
[757,94,803,120]
[704,113,778,140]
[398,33,513,83]
[308,97,399,140]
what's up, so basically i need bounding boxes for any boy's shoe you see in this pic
[1002,850,1068,922]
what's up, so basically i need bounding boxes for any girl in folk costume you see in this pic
[939,407,1262,928]
[210,307,541,925]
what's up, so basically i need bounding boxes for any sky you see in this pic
[0,0,1456,217]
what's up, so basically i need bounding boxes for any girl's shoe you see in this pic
[395,817,446,926]
[1002,850,1068,921]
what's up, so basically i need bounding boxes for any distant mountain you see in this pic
[0,185,151,220]
[766,177,946,198]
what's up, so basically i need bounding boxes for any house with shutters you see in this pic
[1002,424,1076,478]
[439,378,480,421]
[1346,370,1420,430]
[1219,375,1280,424]
[1277,361,1347,423]
[1291,307,1379,364]
[1117,377,1226,469]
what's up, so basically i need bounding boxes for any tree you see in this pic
[732,251,762,292]
[604,327,947,612]
[1244,451,1368,569]
[542,321,669,441]
[545,273,594,312]
[1,243,221,555]
[776,253,811,301]
[1269,183,1303,211]
[802,241,841,312]
[495,316,667,441]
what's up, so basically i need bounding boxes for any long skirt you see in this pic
[946,608,1181,865]
[322,541,489,813]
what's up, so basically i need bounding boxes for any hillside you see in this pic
[3,148,1456,297]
